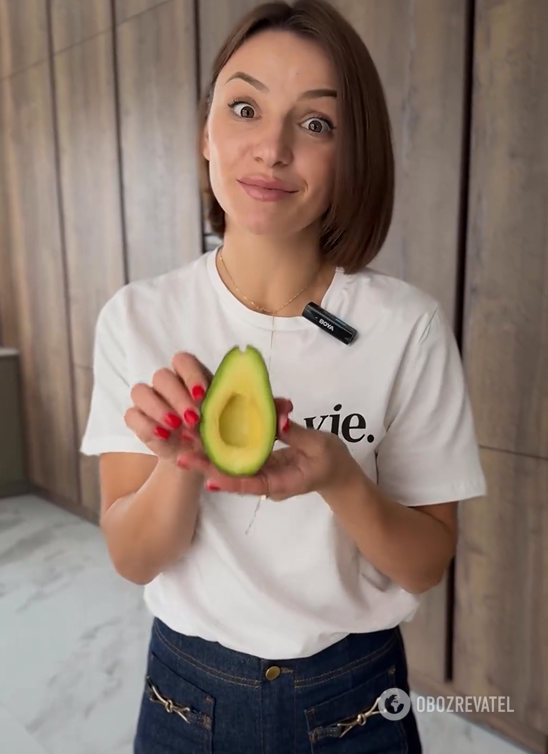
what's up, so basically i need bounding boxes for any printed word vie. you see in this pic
[303,404,375,444]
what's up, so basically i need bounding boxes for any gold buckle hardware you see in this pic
[146,678,192,724]
[337,695,383,737]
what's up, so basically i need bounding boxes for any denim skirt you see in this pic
[133,617,423,753]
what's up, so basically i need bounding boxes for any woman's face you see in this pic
[203,30,339,239]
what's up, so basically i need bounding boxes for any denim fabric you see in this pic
[133,618,423,753]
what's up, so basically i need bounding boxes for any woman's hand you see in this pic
[123,352,293,470]
[177,418,360,501]
[123,352,212,466]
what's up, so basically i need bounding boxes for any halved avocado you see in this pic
[199,345,277,476]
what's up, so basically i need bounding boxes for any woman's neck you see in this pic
[216,226,335,317]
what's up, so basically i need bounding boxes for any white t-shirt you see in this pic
[81,248,487,659]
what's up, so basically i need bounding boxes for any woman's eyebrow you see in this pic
[225,71,337,100]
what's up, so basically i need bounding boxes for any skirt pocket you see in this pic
[134,650,215,754]
[305,665,408,753]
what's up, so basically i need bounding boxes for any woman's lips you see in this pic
[237,177,297,202]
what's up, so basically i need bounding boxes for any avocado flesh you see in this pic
[200,346,276,476]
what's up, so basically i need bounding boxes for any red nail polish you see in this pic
[176,457,188,469]
[183,409,199,427]
[165,412,182,429]
[154,426,170,439]
[206,481,220,491]
[191,385,205,401]
[282,418,289,432]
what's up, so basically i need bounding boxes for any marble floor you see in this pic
[0,494,531,754]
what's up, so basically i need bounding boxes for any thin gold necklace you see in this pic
[217,247,321,534]
[218,247,319,316]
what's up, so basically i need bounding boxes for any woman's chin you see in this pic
[245,221,288,237]
[230,211,309,239]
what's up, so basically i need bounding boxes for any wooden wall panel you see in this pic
[53,27,126,517]
[0,0,48,80]
[0,92,17,347]
[335,0,469,323]
[0,62,79,504]
[74,365,101,518]
[115,0,169,25]
[50,0,112,53]
[455,0,548,744]
[333,0,471,684]
[399,576,450,684]
[454,449,548,735]
[116,0,202,281]
[462,0,548,458]
[198,0,262,95]
[0,350,29,497]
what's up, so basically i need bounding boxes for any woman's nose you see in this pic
[251,120,293,167]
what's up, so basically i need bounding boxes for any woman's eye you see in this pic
[229,101,255,119]
[302,117,333,134]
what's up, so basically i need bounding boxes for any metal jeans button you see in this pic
[265,665,281,681]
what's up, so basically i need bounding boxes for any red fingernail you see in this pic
[165,412,182,429]
[206,481,220,491]
[154,426,170,439]
[282,418,289,432]
[183,409,199,427]
[179,429,194,442]
[191,385,205,401]
[176,458,188,469]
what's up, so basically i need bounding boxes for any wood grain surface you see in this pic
[463,0,548,458]
[116,0,202,281]
[53,24,126,516]
[115,0,170,25]
[50,0,112,53]
[0,0,48,80]
[0,61,79,503]
[454,448,548,733]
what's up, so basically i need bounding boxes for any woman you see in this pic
[81,1,487,752]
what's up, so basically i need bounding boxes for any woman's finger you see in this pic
[150,367,200,430]
[175,448,211,472]
[171,352,213,403]
[273,397,294,436]
[130,378,185,431]
[206,471,267,496]
[273,397,293,417]
[205,466,300,499]
[124,405,174,447]
[124,405,196,457]
[174,449,263,492]
[177,447,308,503]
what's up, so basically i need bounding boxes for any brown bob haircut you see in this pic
[197,0,395,274]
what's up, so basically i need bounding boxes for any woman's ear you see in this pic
[202,124,210,161]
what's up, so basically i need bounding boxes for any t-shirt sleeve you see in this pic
[375,304,487,506]
[80,291,155,457]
